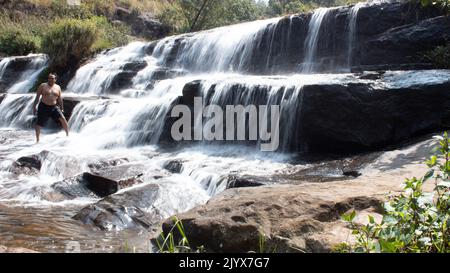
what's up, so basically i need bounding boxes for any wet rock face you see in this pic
[298,80,450,154]
[51,175,99,200]
[149,2,448,74]
[9,156,41,176]
[73,183,163,231]
[164,72,450,155]
[62,96,90,121]
[16,155,41,170]
[360,16,450,69]
[80,173,119,198]
[99,61,149,93]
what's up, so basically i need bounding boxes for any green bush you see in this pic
[0,28,40,56]
[41,18,98,68]
[90,16,131,53]
[336,132,450,253]
[158,3,189,34]
[424,44,450,69]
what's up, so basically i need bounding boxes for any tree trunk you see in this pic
[190,0,210,31]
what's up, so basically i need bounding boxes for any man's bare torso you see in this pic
[40,83,61,106]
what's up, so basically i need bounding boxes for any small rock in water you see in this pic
[226,176,265,189]
[163,160,183,173]
[81,172,119,198]
[342,170,361,178]
[51,175,99,200]
[50,172,145,201]
[117,173,144,189]
[16,155,42,170]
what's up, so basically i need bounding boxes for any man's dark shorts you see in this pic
[36,102,64,127]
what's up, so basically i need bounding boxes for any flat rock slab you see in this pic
[160,136,437,252]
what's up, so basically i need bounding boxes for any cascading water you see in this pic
[67,77,193,149]
[0,1,441,252]
[0,94,35,128]
[163,18,280,73]
[347,3,364,68]
[7,55,48,93]
[302,8,332,73]
[66,42,148,95]
[0,57,10,78]
[0,54,48,93]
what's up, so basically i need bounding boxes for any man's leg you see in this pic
[35,125,41,143]
[59,117,69,136]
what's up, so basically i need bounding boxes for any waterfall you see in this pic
[0,58,10,79]
[7,55,48,94]
[0,54,48,93]
[0,94,35,128]
[187,74,353,152]
[347,3,364,69]
[66,42,148,95]
[302,8,332,73]
[67,77,194,149]
[167,18,281,73]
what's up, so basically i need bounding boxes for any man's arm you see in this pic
[57,87,64,112]
[32,84,42,115]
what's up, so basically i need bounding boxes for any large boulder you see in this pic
[159,136,436,252]
[297,74,450,154]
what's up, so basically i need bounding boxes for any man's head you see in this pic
[48,73,57,86]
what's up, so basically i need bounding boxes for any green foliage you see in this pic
[256,232,279,253]
[337,132,450,253]
[40,16,130,68]
[284,1,320,14]
[90,17,131,53]
[424,43,450,69]
[159,0,265,33]
[155,216,205,253]
[41,18,98,68]
[417,0,450,11]
[264,0,360,16]
[0,28,40,56]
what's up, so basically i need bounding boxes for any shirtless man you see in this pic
[32,73,69,143]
